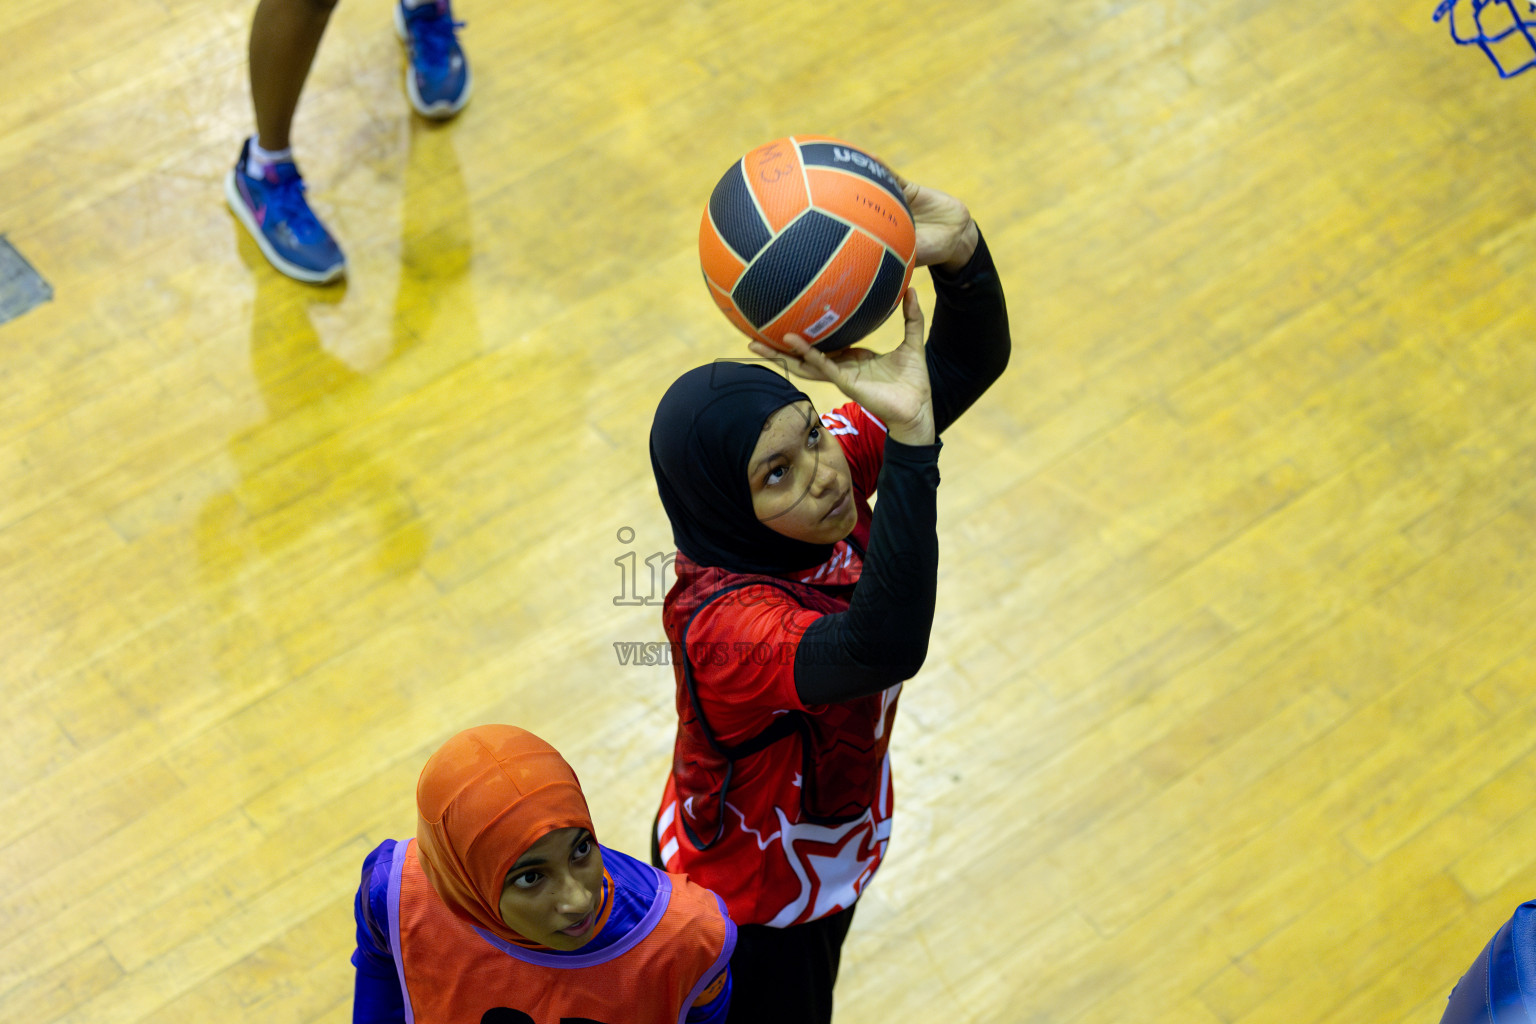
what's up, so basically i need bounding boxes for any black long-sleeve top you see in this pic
[794,230,1011,705]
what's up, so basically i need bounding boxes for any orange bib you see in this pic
[388,840,734,1024]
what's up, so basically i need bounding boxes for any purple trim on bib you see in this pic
[473,872,674,969]
[676,890,738,1024]
[387,839,416,1024]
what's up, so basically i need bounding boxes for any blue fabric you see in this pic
[692,968,733,1024]
[1441,901,1536,1024]
[352,841,404,1024]
[1512,903,1536,1020]
[351,840,730,1023]
[587,844,661,953]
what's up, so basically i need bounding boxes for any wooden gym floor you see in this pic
[4,0,1536,1020]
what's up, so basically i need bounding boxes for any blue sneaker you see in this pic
[225,140,345,284]
[395,0,471,119]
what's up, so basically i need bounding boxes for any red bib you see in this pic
[388,840,733,1024]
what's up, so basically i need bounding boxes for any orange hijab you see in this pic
[414,725,595,945]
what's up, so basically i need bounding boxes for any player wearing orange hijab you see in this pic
[351,725,735,1024]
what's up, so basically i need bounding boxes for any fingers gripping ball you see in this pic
[700,136,916,352]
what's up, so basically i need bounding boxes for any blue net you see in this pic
[1435,0,1536,78]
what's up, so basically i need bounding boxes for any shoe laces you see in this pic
[410,6,465,67]
[263,174,329,245]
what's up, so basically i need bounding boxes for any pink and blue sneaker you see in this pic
[395,0,471,119]
[224,139,346,284]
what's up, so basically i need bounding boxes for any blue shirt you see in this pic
[1440,900,1536,1023]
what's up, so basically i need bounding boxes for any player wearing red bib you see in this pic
[648,175,1011,1023]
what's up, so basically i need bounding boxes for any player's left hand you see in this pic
[893,172,979,274]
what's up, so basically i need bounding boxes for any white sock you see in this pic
[246,138,294,178]
[402,0,437,8]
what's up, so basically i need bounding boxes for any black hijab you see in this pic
[650,361,836,575]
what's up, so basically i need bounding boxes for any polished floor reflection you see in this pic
[3,1,1536,1021]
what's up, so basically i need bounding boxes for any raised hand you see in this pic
[748,289,935,446]
[895,173,979,274]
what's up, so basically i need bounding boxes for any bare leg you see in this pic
[248,0,339,151]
